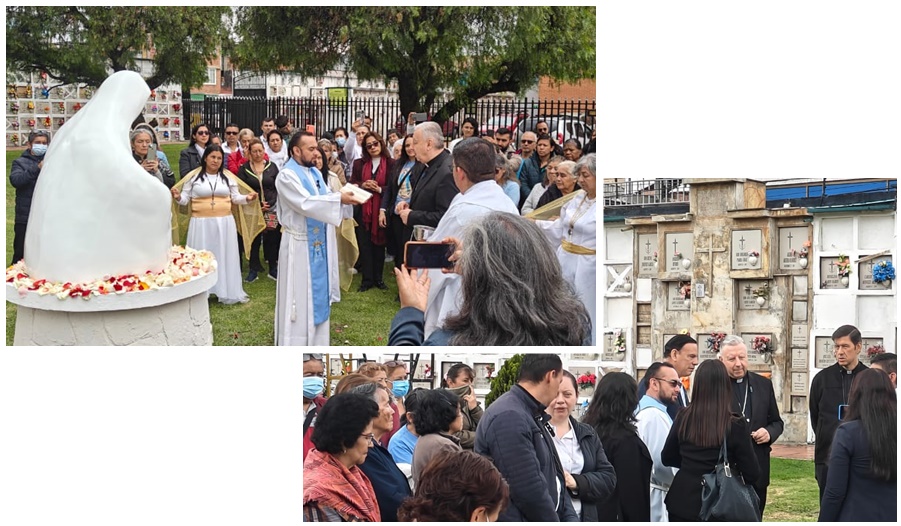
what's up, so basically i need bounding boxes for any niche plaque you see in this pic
[731,230,762,270]
[739,281,768,310]
[859,257,893,291]
[665,232,694,272]
[779,227,809,270]
[814,337,835,369]
[819,257,844,289]
[637,234,659,276]
[667,282,690,311]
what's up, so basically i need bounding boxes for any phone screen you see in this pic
[355,110,365,122]
[405,242,455,269]
[145,148,157,162]
[838,404,849,420]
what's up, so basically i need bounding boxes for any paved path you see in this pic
[771,443,814,461]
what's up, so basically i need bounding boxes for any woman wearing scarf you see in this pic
[350,131,394,292]
[304,392,382,522]
[170,144,265,304]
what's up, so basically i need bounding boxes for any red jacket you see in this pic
[302,395,328,460]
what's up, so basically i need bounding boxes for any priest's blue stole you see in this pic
[286,158,330,326]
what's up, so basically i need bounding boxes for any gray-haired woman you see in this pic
[131,129,175,188]
[388,211,591,346]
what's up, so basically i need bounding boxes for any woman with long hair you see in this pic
[235,139,279,282]
[397,449,509,522]
[178,123,210,178]
[448,116,479,152]
[350,131,394,291]
[582,372,652,522]
[381,136,416,271]
[389,211,591,346]
[170,144,262,304]
[819,368,897,522]
[661,359,760,521]
[546,370,616,521]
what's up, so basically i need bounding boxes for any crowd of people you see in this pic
[303,329,897,522]
[8,112,596,346]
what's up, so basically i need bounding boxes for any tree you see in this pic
[6,7,230,91]
[230,7,595,120]
[484,354,523,408]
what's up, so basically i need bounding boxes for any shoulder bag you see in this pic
[699,430,761,522]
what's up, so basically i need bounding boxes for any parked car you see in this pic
[479,112,530,137]
[515,115,592,149]
[394,113,458,138]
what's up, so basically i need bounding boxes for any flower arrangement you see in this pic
[10,101,19,113]
[577,372,597,390]
[837,254,852,277]
[673,251,683,261]
[423,364,433,379]
[679,281,691,300]
[6,246,216,301]
[485,364,496,378]
[612,328,626,353]
[866,344,885,358]
[653,251,658,263]
[872,260,895,283]
[790,241,811,258]
[707,332,727,354]
[748,250,760,258]
[752,335,772,355]
[752,282,770,299]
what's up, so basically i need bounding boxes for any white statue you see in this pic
[24,71,172,283]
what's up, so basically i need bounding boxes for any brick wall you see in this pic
[537,77,596,100]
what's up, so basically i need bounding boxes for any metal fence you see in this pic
[181,95,595,143]
[603,179,690,206]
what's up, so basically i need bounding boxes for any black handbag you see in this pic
[699,431,761,522]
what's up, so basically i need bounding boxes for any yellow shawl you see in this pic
[525,189,582,220]
[170,167,266,259]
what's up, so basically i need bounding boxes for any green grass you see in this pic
[764,458,820,522]
[6,144,396,346]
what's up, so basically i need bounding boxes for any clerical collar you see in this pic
[734,377,744,383]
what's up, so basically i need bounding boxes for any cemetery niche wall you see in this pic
[605,178,896,444]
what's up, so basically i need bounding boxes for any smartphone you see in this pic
[838,404,849,420]
[412,112,428,123]
[145,147,157,162]
[355,110,365,123]
[404,241,455,269]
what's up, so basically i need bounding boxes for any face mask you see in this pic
[31,144,48,157]
[391,380,410,398]
[331,150,338,160]
[303,376,325,399]
[336,137,346,147]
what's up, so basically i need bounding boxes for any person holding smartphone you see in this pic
[131,128,175,188]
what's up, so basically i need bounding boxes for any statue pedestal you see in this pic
[6,271,216,346]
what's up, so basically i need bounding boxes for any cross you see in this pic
[671,238,679,254]
[702,233,727,294]
[828,261,836,273]
[739,236,746,250]
[787,231,794,249]
[645,239,651,254]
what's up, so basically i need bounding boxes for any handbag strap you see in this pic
[719,428,733,477]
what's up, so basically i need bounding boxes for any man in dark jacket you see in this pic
[397,121,458,245]
[718,335,784,514]
[9,130,50,265]
[475,354,579,522]
[809,324,868,501]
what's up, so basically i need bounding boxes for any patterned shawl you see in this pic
[303,449,381,522]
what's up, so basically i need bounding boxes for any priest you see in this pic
[275,132,361,345]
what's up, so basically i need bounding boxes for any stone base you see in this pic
[12,291,213,346]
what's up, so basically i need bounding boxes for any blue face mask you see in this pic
[303,376,325,399]
[391,380,410,398]
[31,144,48,157]
[336,137,346,147]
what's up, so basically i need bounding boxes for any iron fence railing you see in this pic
[603,179,690,206]
[181,95,595,144]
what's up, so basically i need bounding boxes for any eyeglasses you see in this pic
[360,433,376,441]
[654,378,682,388]
[303,353,323,361]
[521,140,534,144]
[365,142,380,150]
[196,130,210,136]
[225,131,238,135]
